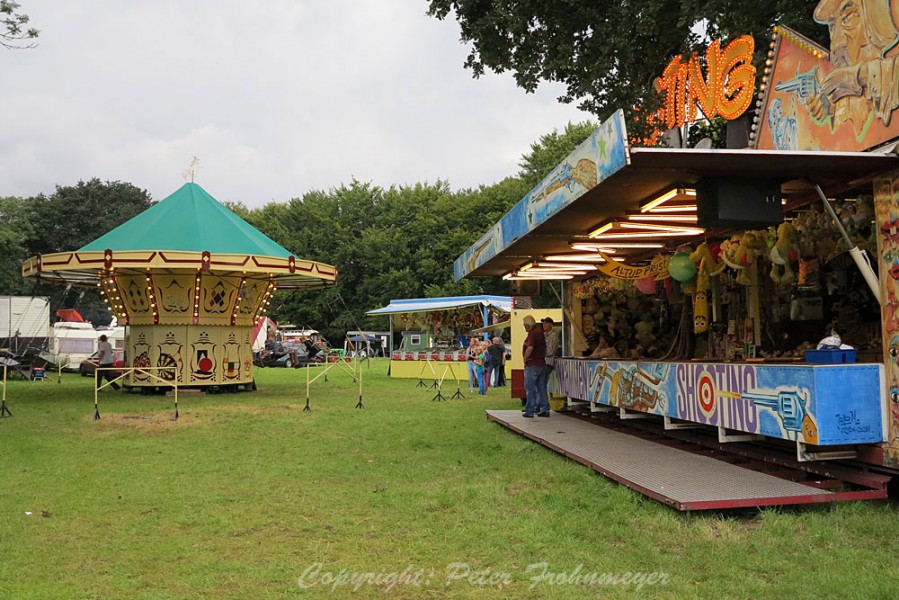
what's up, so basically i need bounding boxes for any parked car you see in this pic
[79,348,126,377]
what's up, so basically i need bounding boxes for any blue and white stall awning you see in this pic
[366,295,512,316]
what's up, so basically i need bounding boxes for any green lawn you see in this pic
[1,360,897,599]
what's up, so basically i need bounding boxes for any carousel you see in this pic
[21,182,337,389]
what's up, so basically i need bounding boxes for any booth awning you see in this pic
[366,295,512,316]
[456,146,899,279]
[347,334,380,343]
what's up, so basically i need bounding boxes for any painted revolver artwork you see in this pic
[741,388,819,444]
[775,66,826,109]
[610,362,670,413]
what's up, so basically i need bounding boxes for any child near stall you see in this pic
[474,342,488,395]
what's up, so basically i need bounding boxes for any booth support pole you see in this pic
[815,184,881,304]
[355,356,365,409]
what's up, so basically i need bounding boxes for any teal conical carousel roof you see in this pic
[23,182,337,289]
[80,182,290,257]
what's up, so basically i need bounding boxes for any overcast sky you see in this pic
[0,0,590,208]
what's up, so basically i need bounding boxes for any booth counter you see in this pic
[552,358,884,446]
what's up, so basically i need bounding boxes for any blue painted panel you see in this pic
[454,110,629,281]
[553,359,884,446]
[812,365,883,444]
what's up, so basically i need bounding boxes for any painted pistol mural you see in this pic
[554,359,884,446]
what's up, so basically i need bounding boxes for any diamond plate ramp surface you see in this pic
[486,410,833,510]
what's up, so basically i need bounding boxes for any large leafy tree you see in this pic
[0,196,34,295]
[247,180,494,342]
[25,178,154,256]
[427,1,822,130]
[23,179,154,324]
[241,121,600,340]
[1,1,38,49]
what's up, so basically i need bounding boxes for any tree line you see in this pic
[0,123,595,342]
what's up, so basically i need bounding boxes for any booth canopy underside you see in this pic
[466,148,899,278]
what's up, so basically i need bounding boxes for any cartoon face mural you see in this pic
[813,0,899,134]
[756,7,899,152]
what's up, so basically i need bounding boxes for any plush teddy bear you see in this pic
[733,230,768,285]
[769,221,799,284]
[719,234,743,269]
[634,318,655,347]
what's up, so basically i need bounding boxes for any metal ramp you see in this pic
[486,410,890,511]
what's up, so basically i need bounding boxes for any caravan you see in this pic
[39,310,125,371]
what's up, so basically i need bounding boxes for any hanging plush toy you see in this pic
[719,234,743,270]
[769,221,800,284]
[732,231,768,286]
[688,242,725,334]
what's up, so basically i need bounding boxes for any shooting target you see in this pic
[698,373,716,416]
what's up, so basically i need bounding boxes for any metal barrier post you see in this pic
[92,367,180,421]
[1,365,12,417]
[355,355,365,409]
[448,363,465,399]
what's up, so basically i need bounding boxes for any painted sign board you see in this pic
[874,168,899,462]
[553,358,884,446]
[453,110,629,281]
[755,19,899,152]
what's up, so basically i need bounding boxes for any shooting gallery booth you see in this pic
[366,295,512,379]
[453,22,899,508]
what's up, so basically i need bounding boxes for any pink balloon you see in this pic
[635,277,657,295]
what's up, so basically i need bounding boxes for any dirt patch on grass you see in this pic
[83,403,305,434]
[84,411,199,433]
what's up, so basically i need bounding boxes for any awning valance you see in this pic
[366,295,512,316]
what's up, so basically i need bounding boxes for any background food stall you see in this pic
[366,295,511,379]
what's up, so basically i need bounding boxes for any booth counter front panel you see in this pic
[552,358,884,446]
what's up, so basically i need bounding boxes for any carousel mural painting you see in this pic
[21,182,337,389]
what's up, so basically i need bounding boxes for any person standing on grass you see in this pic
[541,317,560,401]
[474,342,488,395]
[487,337,505,387]
[466,337,480,392]
[96,334,120,391]
[521,315,548,417]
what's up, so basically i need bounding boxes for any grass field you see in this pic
[1,359,898,599]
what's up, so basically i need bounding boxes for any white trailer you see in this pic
[0,296,50,354]
[41,322,99,370]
